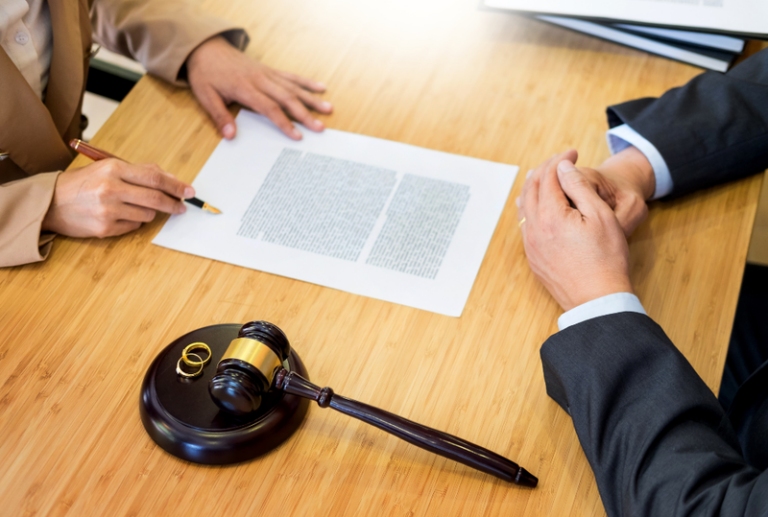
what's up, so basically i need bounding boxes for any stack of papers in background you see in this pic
[536,17,743,72]
[484,0,768,72]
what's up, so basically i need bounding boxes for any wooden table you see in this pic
[2,1,764,515]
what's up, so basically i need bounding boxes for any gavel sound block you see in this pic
[140,323,310,464]
[140,322,537,487]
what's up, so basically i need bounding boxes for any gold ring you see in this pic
[182,342,211,367]
[518,217,526,227]
[177,353,204,378]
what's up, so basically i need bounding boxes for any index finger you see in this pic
[120,164,194,200]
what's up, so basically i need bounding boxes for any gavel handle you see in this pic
[274,369,537,488]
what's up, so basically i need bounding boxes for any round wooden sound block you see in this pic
[140,324,310,464]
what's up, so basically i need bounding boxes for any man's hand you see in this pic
[517,151,633,312]
[186,36,333,141]
[580,146,656,236]
[42,159,193,238]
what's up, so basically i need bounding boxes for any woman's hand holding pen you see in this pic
[42,159,194,238]
[186,36,333,141]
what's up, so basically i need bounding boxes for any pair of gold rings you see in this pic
[176,342,212,378]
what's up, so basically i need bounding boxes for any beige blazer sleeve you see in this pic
[90,0,249,85]
[0,172,60,268]
[0,1,248,268]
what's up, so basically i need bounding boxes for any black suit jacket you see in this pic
[540,50,768,515]
[607,48,768,198]
[542,313,768,517]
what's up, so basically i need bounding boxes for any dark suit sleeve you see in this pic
[541,312,768,517]
[607,49,768,198]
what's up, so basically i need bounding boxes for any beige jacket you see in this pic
[0,0,246,267]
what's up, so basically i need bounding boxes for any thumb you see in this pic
[556,160,605,216]
[195,86,237,139]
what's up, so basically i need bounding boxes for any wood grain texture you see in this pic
[1,1,765,515]
[747,171,768,266]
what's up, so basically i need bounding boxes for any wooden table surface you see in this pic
[2,1,764,515]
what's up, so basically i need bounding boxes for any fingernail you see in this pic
[558,160,576,173]
[179,203,187,214]
[320,101,332,111]
[291,128,302,139]
[314,119,325,130]
[526,169,534,179]
[222,123,235,139]
[516,197,521,207]
[184,187,195,199]
[315,82,326,90]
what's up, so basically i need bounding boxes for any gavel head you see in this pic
[208,321,290,416]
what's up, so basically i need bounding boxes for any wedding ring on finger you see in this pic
[182,342,212,367]
[518,217,526,228]
[177,353,205,378]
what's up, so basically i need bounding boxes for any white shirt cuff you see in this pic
[606,124,673,200]
[558,293,647,331]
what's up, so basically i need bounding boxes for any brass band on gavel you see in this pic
[219,337,283,383]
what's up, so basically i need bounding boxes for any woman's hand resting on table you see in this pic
[186,36,333,141]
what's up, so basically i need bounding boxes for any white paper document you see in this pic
[153,111,517,316]
[484,0,768,37]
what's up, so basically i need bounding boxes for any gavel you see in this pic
[207,321,538,488]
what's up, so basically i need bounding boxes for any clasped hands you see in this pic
[517,147,655,312]
[45,35,331,238]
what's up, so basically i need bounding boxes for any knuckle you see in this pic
[569,175,589,188]
[94,204,113,221]
[148,170,165,190]
[285,101,305,117]
[287,83,303,96]
[274,90,294,104]
[94,183,114,202]
[596,204,613,219]
[250,71,267,84]
[147,189,165,206]
[95,222,112,239]
[264,105,283,118]
[101,158,121,176]
[259,98,280,113]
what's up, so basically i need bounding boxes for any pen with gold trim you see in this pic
[68,139,221,214]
